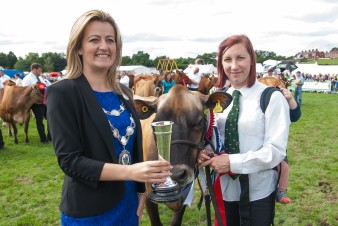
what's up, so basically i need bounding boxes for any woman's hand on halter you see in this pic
[197,149,213,167]
[197,149,231,174]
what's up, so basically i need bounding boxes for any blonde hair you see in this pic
[66,9,123,94]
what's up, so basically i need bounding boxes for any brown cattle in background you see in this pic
[258,77,286,88]
[127,73,135,89]
[198,74,218,95]
[171,71,192,87]
[0,84,45,144]
[0,80,16,103]
[134,74,163,97]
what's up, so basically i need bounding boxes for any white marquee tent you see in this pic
[183,64,217,75]
[294,63,338,75]
[256,63,265,73]
[260,60,338,75]
[117,65,156,75]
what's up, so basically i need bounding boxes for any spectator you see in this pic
[119,71,130,88]
[13,73,23,86]
[276,87,302,204]
[0,69,11,88]
[22,63,51,144]
[162,72,176,94]
[263,68,273,78]
[187,67,201,91]
[294,71,305,105]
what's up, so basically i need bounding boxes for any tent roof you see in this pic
[256,63,265,73]
[294,63,338,75]
[117,65,148,71]
[183,64,217,74]
[262,59,280,67]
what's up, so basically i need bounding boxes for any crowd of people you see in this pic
[258,69,338,92]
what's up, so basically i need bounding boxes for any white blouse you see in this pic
[215,81,290,201]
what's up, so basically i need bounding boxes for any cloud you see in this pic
[298,6,338,23]
[1,0,338,59]
[123,33,181,43]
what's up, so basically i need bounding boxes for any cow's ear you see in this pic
[133,95,158,120]
[205,92,232,113]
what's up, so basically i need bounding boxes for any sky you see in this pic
[1,0,338,60]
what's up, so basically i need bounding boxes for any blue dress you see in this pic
[61,91,138,226]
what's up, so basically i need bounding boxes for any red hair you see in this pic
[216,35,257,88]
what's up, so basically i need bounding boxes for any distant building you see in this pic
[294,49,324,60]
[295,49,338,60]
[324,49,338,58]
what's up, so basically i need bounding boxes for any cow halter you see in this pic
[102,103,135,165]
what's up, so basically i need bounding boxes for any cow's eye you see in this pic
[33,89,37,93]
[194,119,204,129]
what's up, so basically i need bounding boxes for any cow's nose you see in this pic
[172,169,188,185]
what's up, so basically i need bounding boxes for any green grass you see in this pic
[295,58,338,65]
[317,58,338,65]
[1,92,337,226]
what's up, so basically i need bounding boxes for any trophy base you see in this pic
[149,183,182,203]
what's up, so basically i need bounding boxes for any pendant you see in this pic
[110,109,120,116]
[119,149,131,165]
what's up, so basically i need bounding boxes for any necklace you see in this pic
[102,103,126,116]
[103,105,135,165]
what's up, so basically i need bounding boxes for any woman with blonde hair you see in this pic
[47,9,171,225]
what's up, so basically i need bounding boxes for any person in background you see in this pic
[22,63,51,144]
[119,71,130,88]
[263,68,274,78]
[162,72,175,94]
[46,9,172,226]
[13,73,23,86]
[198,34,290,226]
[276,87,301,204]
[187,67,201,91]
[57,71,65,81]
[294,71,305,105]
[0,69,11,88]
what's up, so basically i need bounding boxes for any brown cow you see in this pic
[133,85,232,226]
[0,80,16,103]
[0,84,45,144]
[258,76,287,88]
[126,73,135,89]
[134,74,163,97]
[198,74,218,95]
[171,71,192,87]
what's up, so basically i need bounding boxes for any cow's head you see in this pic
[172,71,193,86]
[134,85,232,208]
[31,83,46,104]
[153,75,163,97]
[3,80,16,86]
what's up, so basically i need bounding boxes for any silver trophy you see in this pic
[149,121,182,203]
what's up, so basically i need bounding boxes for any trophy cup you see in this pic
[149,121,182,203]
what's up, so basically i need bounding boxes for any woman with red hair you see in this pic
[198,35,290,226]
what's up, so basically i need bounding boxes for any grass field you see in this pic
[0,92,337,226]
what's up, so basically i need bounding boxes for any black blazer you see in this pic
[46,75,145,218]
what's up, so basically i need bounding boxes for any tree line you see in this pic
[0,50,293,72]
